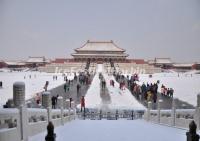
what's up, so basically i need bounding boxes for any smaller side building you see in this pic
[5,61,26,68]
[192,63,200,70]
[26,56,49,67]
[0,60,7,68]
[153,58,173,69]
[172,63,194,71]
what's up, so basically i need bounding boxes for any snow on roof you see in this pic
[173,63,194,67]
[26,56,46,63]
[72,53,128,57]
[154,58,172,64]
[52,58,75,63]
[5,61,26,66]
[75,40,125,52]
[147,60,155,64]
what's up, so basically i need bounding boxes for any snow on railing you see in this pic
[144,96,200,130]
[0,81,77,141]
[0,107,76,141]
[0,104,76,141]
[27,108,48,123]
[150,109,195,118]
[76,108,145,120]
[0,108,19,129]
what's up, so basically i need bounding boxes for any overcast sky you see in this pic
[0,0,200,62]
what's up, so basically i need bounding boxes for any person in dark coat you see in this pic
[64,84,67,93]
[77,83,81,94]
[112,80,115,87]
[153,93,157,104]
[51,96,56,109]
[69,98,73,108]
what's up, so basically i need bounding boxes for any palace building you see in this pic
[71,40,129,62]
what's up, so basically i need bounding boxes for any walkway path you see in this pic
[28,75,91,107]
[103,73,145,110]
[78,64,111,110]
[81,64,145,111]
[29,120,186,141]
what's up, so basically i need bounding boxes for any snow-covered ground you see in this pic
[97,64,103,73]
[82,73,102,109]
[103,73,145,110]
[135,72,200,106]
[77,64,106,109]
[0,72,74,107]
[78,64,145,110]
[29,120,186,141]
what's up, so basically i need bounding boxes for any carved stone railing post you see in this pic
[157,99,162,123]
[65,99,70,109]
[19,105,28,141]
[42,91,51,122]
[195,94,200,130]
[70,101,76,120]
[171,98,177,126]
[13,82,25,108]
[147,101,152,121]
[57,96,64,125]
[13,82,28,141]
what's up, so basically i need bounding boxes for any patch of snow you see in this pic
[103,73,146,110]
[29,120,186,141]
[77,73,102,109]
[97,64,103,73]
[0,72,68,107]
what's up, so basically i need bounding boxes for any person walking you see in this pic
[69,98,73,108]
[80,96,85,112]
[64,83,67,93]
[44,81,49,91]
[35,93,41,105]
[112,80,115,87]
[64,82,69,93]
[51,96,56,109]
[77,83,81,94]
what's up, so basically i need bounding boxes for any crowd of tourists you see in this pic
[115,74,126,90]
[161,84,174,97]
[79,72,91,85]
[114,73,174,105]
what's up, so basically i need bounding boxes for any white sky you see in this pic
[0,0,200,62]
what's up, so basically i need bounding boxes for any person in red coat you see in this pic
[81,96,85,112]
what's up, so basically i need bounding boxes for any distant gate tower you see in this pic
[71,40,129,62]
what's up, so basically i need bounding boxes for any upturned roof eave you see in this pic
[74,40,126,52]
[75,49,125,52]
